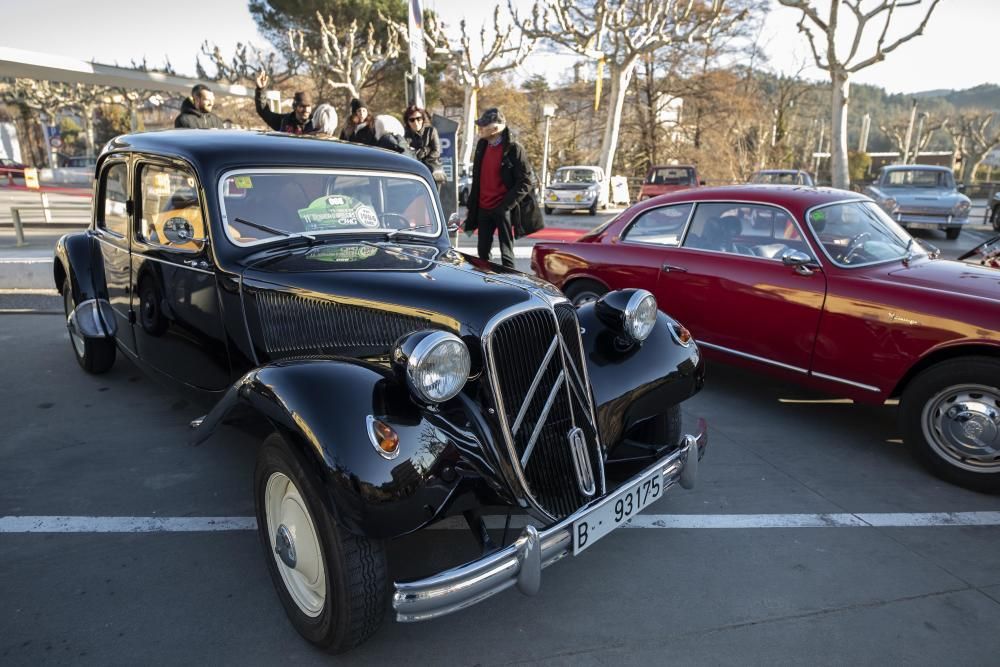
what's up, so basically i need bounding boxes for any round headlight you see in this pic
[398,331,470,403]
[624,290,657,342]
[880,197,897,211]
[953,200,971,216]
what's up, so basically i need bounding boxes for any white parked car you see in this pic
[544,165,608,215]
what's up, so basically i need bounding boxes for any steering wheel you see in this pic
[381,212,411,230]
[842,232,871,264]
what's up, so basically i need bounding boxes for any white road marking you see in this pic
[3,512,1000,533]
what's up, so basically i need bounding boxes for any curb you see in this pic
[0,258,54,289]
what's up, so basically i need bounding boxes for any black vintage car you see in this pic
[55,130,706,652]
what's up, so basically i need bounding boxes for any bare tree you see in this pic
[289,12,402,104]
[513,0,731,177]
[197,41,286,87]
[12,79,109,157]
[878,113,947,159]
[778,0,942,188]
[946,112,1000,185]
[450,7,534,165]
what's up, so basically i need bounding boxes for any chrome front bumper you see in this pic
[392,426,707,622]
[895,213,968,229]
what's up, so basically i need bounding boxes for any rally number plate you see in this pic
[572,464,665,555]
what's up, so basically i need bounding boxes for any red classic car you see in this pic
[533,185,1000,493]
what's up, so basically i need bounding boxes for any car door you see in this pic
[131,160,230,391]
[93,158,136,355]
[652,201,828,374]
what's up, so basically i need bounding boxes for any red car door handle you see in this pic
[661,263,687,273]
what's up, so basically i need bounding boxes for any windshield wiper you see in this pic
[235,217,316,243]
[384,222,436,240]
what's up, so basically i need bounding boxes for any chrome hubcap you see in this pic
[264,472,326,617]
[922,384,1000,472]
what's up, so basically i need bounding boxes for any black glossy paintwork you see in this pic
[57,129,704,539]
[577,305,705,450]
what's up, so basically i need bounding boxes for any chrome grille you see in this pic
[256,291,431,357]
[486,303,603,519]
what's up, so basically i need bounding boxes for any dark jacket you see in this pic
[174,98,224,129]
[405,124,442,173]
[339,122,377,146]
[465,128,544,238]
[254,87,314,134]
[376,133,414,158]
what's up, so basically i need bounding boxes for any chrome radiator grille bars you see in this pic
[486,303,603,519]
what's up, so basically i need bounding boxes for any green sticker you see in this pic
[810,210,826,223]
[234,176,253,189]
[297,195,379,231]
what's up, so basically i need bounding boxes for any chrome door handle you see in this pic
[183,259,210,270]
[661,263,687,273]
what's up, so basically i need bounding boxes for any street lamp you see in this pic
[541,103,557,207]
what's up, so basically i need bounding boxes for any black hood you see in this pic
[238,241,562,360]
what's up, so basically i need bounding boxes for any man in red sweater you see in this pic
[463,108,543,268]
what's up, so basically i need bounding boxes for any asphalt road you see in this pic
[2,316,1000,665]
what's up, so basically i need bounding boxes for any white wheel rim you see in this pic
[63,289,85,358]
[264,472,326,617]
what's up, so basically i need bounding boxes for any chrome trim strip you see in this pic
[810,371,881,393]
[511,336,560,436]
[138,253,216,275]
[697,341,809,375]
[520,371,565,467]
[392,429,705,622]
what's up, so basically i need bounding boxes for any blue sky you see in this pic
[5,0,997,94]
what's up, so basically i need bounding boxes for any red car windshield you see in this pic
[646,168,694,186]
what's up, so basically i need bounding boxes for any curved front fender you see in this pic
[576,304,705,448]
[55,231,106,304]
[191,358,467,538]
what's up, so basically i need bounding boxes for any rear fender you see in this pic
[576,304,704,447]
[191,358,471,538]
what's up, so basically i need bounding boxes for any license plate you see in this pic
[572,464,665,555]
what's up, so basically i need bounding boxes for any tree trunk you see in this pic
[460,86,478,168]
[82,103,96,157]
[962,149,988,186]
[599,62,635,178]
[830,71,850,189]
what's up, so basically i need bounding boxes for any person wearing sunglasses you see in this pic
[403,104,444,188]
[253,70,316,135]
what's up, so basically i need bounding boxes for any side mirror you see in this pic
[447,212,462,234]
[957,184,966,193]
[781,249,820,274]
[699,180,706,186]
[162,216,204,247]
[917,239,941,259]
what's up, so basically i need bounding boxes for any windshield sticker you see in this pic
[234,176,253,189]
[298,195,375,231]
[810,209,826,224]
[355,204,379,228]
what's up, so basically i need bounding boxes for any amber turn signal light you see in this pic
[367,417,400,459]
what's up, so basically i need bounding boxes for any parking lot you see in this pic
[2,206,1000,665]
[3,308,1000,665]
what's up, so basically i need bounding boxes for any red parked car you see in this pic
[532,185,1000,492]
[637,164,701,201]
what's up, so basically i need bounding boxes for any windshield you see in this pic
[646,167,694,185]
[806,201,922,267]
[882,169,954,189]
[552,168,599,184]
[219,169,441,245]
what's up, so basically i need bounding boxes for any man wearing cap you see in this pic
[464,107,544,268]
[254,70,315,134]
[174,84,224,129]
